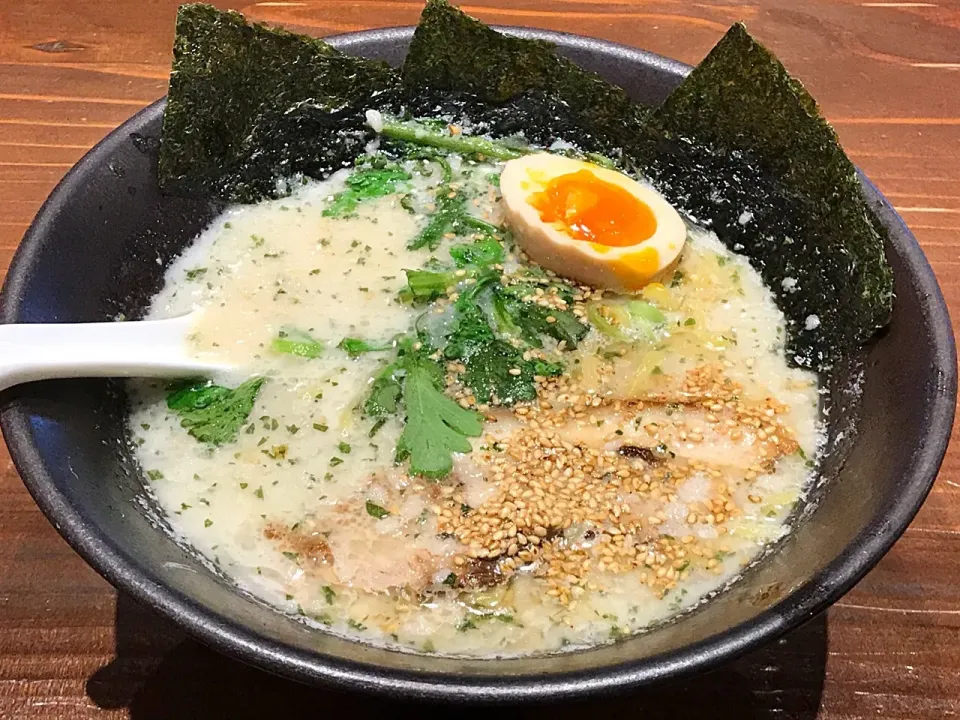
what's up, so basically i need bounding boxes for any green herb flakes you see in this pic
[366,501,390,519]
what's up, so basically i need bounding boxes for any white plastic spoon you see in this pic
[0,313,231,393]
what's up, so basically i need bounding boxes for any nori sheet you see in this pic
[401,0,646,153]
[628,24,894,367]
[158,3,400,203]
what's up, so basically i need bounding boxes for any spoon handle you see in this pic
[0,314,227,392]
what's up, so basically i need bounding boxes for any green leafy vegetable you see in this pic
[405,267,578,407]
[271,327,323,359]
[166,377,265,445]
[338,337,394,358]
[459,342,562,406]
[404,267,480,301]
[395,351,485,478]
[449,236,505,268]
[361,343,485,477]
[378,110,623,169]
[398,145,455,183]
[440,300,492,357]
[404,269,454,301]
[159,3,400,203]
[501,278,576,305]
[322,166,411,217]
[409,187,466,251]
[379,117,525,160]
[444,300,562,406]
[366,500,390,519]
[511,303,586,349]
[491,292,523,339]
[406,181,506,255]
[494,285,589,349]
[458,215,502,236]
[363,362,403,418]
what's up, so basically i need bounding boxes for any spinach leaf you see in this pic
[338,337,394,358]
[271,328,323,359]
[323,167,411,217]
[404,268,474,301]
[443,298,563,406]
[449,236,505,268]
[363,363,403,418]
[166,377,265,445]
[409,187,466,251]
[494,287,588,350]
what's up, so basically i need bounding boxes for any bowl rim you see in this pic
[1,25,956,702]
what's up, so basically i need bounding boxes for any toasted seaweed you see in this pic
[628,24,893,367]
[158,3,400,203]
[401,0,645,152]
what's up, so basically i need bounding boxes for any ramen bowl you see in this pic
[0,27,955,701]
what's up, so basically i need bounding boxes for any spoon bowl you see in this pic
[0,313,230,393]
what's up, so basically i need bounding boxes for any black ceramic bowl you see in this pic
[1,27,956,702]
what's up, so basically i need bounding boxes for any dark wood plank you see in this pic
[1,0,959,716]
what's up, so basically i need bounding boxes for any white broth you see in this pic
[130,152,821,656]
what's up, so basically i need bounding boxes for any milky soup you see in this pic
[129,148,821,656]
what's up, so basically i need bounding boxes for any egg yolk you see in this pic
[528,169,658,247]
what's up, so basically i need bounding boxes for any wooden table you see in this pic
[1,0,958,717]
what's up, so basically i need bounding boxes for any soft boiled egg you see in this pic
[499,153,686,291]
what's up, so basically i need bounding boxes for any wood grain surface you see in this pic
[1,0,959,717]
